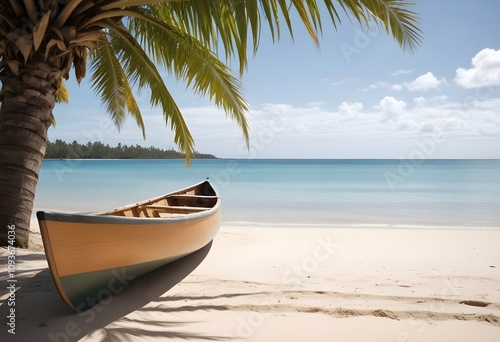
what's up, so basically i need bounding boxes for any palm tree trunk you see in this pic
[0,61,59,248]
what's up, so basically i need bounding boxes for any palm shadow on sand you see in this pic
[1,241,227,341]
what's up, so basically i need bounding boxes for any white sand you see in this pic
[1,225,500,341]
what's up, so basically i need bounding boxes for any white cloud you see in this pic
[365,73,444,93]
[419,120,437,132]
[337,102,363,119]
[378,96,407,122]
[455,48,500,88]
[392,69,413,76]
[406,72,443,91]
[413,97,426,107]
[397,119,420,131]
[413,95,448,108]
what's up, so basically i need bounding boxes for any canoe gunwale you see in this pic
[37,203,219,225]
[36,179,220,225]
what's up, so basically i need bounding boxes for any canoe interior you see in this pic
[101,180,218,218]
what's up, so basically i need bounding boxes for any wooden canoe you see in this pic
[37,180,220,312]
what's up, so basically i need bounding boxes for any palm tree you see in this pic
[0,0,421,248]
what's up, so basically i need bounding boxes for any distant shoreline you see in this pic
[42,157,500,161]
[42,158,218,160]
[44,139,217,159]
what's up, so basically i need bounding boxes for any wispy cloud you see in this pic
[392,69,413,76]
[328,77,358,87]
[329,80,345,86]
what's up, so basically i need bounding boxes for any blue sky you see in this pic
[51,0,500,159]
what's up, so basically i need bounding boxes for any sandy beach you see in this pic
[1,224,500,341]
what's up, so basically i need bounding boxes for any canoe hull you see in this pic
[38,180,220,311]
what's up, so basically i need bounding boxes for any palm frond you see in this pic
[89,35,147,138]
[128,7,250,147]
[6,0,24,17]
[156,0,420,76]
[123,75,145,139]
[323,0,422,51]
[157,2,243,72]
[22,0,36,21]
[53,0,84,27]
[89,36,128,131]
[363,0,422,51]
[101,23,196,161]
[136,7,249,142]
[56,81,70,103]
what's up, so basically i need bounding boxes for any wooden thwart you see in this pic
[139,204,208,214]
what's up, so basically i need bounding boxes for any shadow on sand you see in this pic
[1,242,226,341]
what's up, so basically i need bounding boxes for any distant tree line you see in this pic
[44,140,217,159]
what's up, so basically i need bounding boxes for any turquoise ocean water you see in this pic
[34,159,500,228]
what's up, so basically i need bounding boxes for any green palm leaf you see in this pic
[88,32,146,137]
[101,22,196,161]
[130,9,250,144]
[163,0,421,74]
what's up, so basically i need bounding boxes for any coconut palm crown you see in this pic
[0,0,421,248]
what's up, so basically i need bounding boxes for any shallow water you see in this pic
[35,159,500,228]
